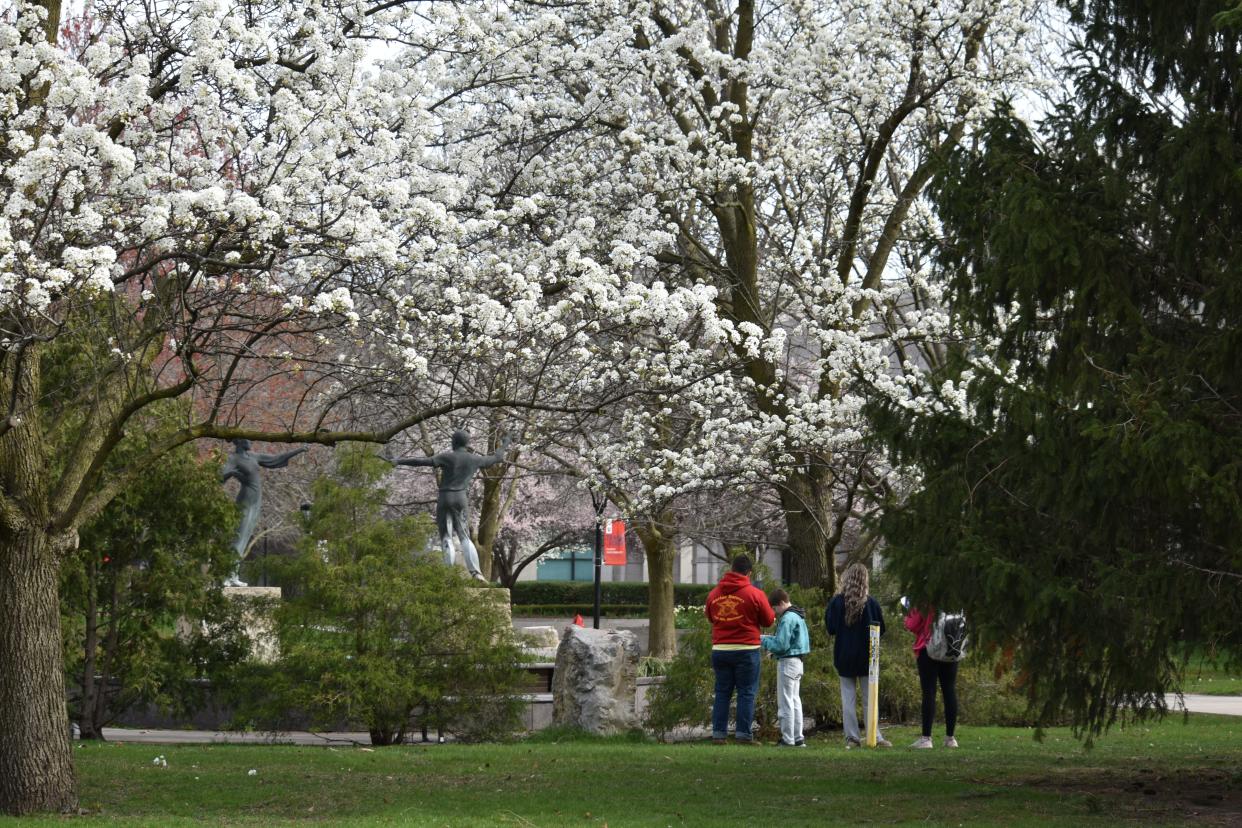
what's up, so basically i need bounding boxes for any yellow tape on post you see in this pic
[866,623,880,748]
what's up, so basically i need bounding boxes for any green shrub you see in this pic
[866,572,1040,728]
[638,656,672,678]
[60,432,246,740]
[510,581,712,609]
[673,604,703,629]
[230,445,525,744]
[643,612,713,740]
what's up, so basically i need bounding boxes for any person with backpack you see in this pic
[761,588,811,747]
[706,555,776,744]
[825,563,891,749]
[904,604,961,749]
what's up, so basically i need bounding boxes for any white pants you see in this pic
[776,658,805,745]
[839,675,885,744]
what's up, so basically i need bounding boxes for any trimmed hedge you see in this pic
[510,581,712,608]
[513,604,650,618]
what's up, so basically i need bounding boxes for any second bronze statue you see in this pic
[220,438,306,587]
[390,429,512,581]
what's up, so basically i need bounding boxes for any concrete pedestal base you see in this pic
[468,585,512,627]
[223,586,282,663]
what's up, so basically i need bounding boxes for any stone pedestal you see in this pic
[442,586,511,650]
[517,625,560,661]
[551,626,640,734]
[468,585,511,626]
[223,586,282,663]
[518,626,559,647]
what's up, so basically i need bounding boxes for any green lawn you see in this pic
[5,716,1240,826]
[1179,656,1242,696]
[1180,676,1242,696]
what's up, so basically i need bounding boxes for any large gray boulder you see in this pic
[551,626,640,734]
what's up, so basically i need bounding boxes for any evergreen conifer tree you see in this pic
[257,445,524,745]
[872,0,1242,736]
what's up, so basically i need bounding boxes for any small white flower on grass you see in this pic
[248,768,258,776]
[152,755,167,767]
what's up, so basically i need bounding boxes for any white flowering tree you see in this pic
[416,0,1039,588]
[483,463,593,588]
[0,0,606,813]
[2,0,1044,811]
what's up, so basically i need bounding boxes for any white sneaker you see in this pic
[876,736,893,748]
[910,736,933,749]
[470,572,489,583]
[944,736,959,748]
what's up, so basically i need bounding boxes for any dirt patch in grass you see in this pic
[1014,767,1242,825]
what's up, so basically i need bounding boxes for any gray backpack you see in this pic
[926,611,969,662]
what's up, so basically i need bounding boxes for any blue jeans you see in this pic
[711,649,761,741]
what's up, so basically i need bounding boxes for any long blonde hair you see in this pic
[839,563,870,626]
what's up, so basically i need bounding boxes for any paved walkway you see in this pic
[95,696,1242,747]
[97,728,440,746]
[1167,694,1242,716]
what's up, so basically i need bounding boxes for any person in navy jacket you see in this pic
[825,563,891,748]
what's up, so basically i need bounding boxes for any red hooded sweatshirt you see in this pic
[706,572,776,647]
[904,607,935,654]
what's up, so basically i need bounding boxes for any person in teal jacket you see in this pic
[761,589,811,746]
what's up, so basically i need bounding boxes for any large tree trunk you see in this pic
[0,332,77,814]
[368,723,406,746]
[0,528,78,814]
[492,534,515,588]
[473,464,505,581]
[778,466,835,593]
[635,514,677,660]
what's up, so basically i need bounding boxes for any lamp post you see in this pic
[589,486,608,630]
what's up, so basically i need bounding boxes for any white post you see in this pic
[866,623,880,748]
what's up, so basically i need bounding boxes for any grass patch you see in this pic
[4,715,1240,826]
[524,726,651,745]
[1177,650,1242,697]
[1172,650,1242,695]
[1181,676,1242,696]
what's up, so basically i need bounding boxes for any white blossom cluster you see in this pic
[408,0,1040,511]
[1,0,489,399]
[1,0,1039,530]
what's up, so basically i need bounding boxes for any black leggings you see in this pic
[917,648,958,737]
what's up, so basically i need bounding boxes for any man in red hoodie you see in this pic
[706,555,776,744]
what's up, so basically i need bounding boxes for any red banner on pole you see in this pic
[603,519,627,565]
